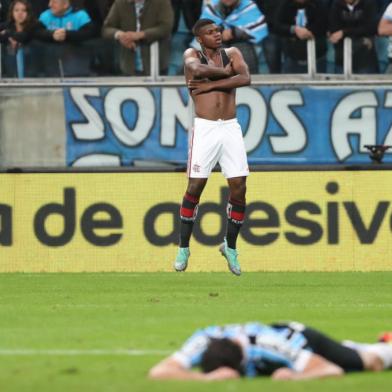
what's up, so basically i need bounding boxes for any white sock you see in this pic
[366,344,392,369]
[343,341,392,369]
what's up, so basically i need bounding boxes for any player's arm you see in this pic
[271,353,344,381]
[149,330,240,381]
[148,357,240,380]
[149,357,207,380]
[184,48,233,80]
[188,47,250,95]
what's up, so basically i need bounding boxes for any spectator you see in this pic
[329,0,379,74]
[30,0,48,18]
[378,1,392,73]
[275,0,328,73]
[102,0,174,76]
[198,0,268,74]
[375,0,390,73]
[35,0,95,76]
[168,0,203,75]
[0,0,39,77]
[74,0,117,76]
[94,0,115,22]
[255,0,285,73]
[0,0,36,44]
[37,0,95,42]
[80,0,115,31]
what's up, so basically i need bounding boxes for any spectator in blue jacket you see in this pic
[38,0,95,43]
[36,0,95,76]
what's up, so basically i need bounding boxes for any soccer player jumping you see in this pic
[174,19,251,275]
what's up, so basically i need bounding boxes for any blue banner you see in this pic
[64,86,392,166]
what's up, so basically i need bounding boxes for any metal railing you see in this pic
[307,36,355,79]
[0,40,162,81]
[307,39,317,78]
[343,37,353,78]
[149,41,160,81]
[0,36,375,82]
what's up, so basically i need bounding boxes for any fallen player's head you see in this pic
[200,338,244,374]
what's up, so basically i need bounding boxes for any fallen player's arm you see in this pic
[184,48,233,80]
[271,353,344,381]
[148,357,240,381]
[188,48,250,95]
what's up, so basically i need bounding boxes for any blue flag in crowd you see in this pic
[200,0,268,44]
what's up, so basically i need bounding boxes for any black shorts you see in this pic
[272,323,364,372]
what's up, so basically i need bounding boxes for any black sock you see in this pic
[180,221,194,248]
[226,198,246,249]
[179,192,200,248]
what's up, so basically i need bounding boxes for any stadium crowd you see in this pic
[1,0,392,77]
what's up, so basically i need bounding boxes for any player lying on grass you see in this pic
[149,321,392,380]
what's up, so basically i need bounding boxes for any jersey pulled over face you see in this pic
[171,322,313,377]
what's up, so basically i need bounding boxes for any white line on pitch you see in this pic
[0,349,171,356]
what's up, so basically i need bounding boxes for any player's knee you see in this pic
[230,187,246,205]
[230,182,246,202]
[186,185,200,197]
[238,182,247,199]
[186,181,206,198]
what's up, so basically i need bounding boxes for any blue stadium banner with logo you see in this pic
[64,86,392,166]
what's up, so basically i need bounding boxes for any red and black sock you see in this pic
[179,192,200,248]
[226,197,246,249]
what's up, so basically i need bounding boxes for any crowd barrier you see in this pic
[0,37,389,79]
[1,168,392,272]
[0,39,153,79]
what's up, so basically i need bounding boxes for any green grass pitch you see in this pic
[0,272,391,391]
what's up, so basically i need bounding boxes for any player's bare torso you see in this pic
[184,47,237,121]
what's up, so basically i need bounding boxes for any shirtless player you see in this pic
[173,18,251,275]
